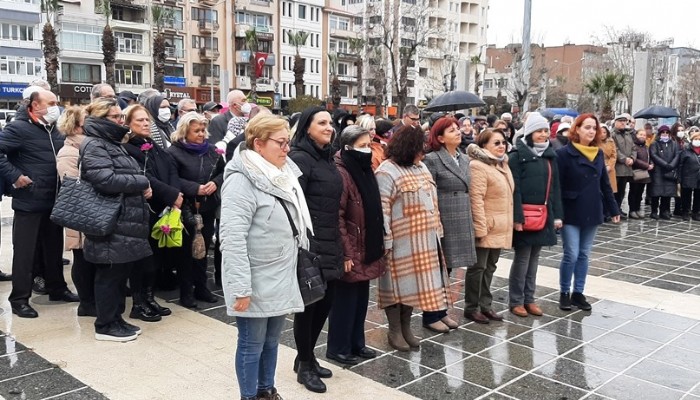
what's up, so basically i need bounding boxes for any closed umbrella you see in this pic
[633,106,680,119]
[424,90,485,112]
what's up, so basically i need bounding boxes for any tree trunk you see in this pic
[152,33,166,91]
[294,55,305,97]
[331,75,341,110]
[42,22,60,94]
[355,58,363,106]
[249,53,258,101]
[102,25,116,89]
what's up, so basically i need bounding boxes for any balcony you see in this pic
[237,76,252,90]
[198,0,219,5]
[337,52,359,61]
[199,48,220,61]
[235,24,275,40]
[256,77,274,92]
[164,47,185,60]
[264,54,275,66]
[330,28,359,39]
[337,75,357,84]
[236,50,251,64]
[0,39,41,50]
[198,20,220,34]
[201,76,220,86]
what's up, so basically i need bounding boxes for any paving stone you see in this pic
[499,374,587,400]
[399,371,488,399]
[626,359,700,392]
[349,354,432,388]
[597,375,684,400]
[534,358,615,391]
[477,342,555,371]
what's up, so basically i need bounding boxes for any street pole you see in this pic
[210,10,214,101]
[521,0,532,113]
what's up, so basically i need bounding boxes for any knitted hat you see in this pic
[658,125,671,133]
[523,112,549,137]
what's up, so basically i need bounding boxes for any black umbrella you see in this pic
[633,106,680,119]
[424,90,485,112]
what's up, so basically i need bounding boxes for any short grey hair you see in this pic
[30,79,50,90]
[340,125,370,149]
[91,83,112,101]
[402,104,419,116]
[177,98,196,112]
[138,89,161,105]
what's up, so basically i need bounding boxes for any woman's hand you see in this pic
[344,259,354,273]
[203,181,217,196]
[513,223,524,231]
[143,186,153,200]
[173,193,184,209]
[554,219,563,230]
[648,164,654,171]
[233,297,251,312]
[197,185,208,196]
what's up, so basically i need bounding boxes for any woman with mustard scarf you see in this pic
[555,114,620,312]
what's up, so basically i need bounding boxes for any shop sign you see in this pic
[0,83,27,99]
[59,84,93,99]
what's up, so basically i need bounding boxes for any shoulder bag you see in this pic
[521,160,551,232]
[633,147,652,183]
[50,142,123,237]
[275,197,326,306]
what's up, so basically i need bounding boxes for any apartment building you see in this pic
[0,0,43,109]
[322,7,361,111]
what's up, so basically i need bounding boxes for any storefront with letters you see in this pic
[0,83,28,110]
[59,83,94,105]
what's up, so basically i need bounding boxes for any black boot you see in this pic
[660,211,672,220]
[179,288,198,309]
[559,292,572,311]
[129,293,162,322]
[293,356,332,378]
[145,287,171,316]
[571,292,592,311]
[296,361,326,393]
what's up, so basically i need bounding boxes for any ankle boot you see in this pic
[296,361,326,393]
[145,287,171,316]
[399,305,421,349]
[179,288,198,309]
[129,293,162,322]
[571,292,592,311]
[293,356,332,378]
[385,305,410,351]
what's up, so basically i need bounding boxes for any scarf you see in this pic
[521,137,549,157]
[693,146,700,156]
[341,149,384,264]
[572,142,599,162]
[181,140,210,156]
[241,149,314,238]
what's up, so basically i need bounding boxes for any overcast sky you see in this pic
[487,0,698,49]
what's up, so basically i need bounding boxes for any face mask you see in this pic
[240,103,252,115]
[660,135,670,143]
[158,108,171,123]
[678,132,686,139]
[43,106,60,124]
[693,140,700,147]
[353,147,372,154]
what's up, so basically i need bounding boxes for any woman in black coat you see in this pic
[289,106,344,394]
[678,130,700,220]
[649,125,680,220]
[167,112,225,308]
[123,104,183,321]
[81,98,152,342]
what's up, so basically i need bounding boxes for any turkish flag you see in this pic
[255,52,268,78]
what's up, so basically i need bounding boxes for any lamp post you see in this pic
[208,0,227,102]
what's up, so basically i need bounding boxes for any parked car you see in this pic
[0,109,16,129]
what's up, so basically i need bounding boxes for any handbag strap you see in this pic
[543,160,552,205]
[274,196,300,241]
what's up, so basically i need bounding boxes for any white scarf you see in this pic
[241,149,314,237]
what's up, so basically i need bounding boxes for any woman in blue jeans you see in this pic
[555,114,620,312]
[220,115,309,400]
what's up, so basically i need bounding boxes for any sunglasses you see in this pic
[491,140,507,146]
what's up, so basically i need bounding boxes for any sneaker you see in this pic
[559,292,572,311]
[571,292,592,311]
[119,319,142,335]
[95,323,138,342]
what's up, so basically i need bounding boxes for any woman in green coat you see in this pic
[508,113,563,318]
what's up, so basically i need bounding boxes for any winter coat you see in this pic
[288,136,344,281]
[143,95,173,148]
[124,136,181,218]
[600,138,618,193]
[167,141,225,216]
[424,147,477,269]
[0,106,64,213]
[208,110,233,144]
[612,128,636,177]
[649,139,680,197]
[55,134,85,250]
[632,141,652,172]
[220,146,305,318]
[335,155,386,282]
[556,143,620,227]
[375,159,450,311]
[467,144,514,249]
[370,141,385,171]
[80,117,152,264]
[679,147,700,189]
[509,143,563,248]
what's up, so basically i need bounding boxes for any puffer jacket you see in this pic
[467,144,514,249]
[80,117,152,264]
[679,147,700,189]
[0,106,64,213]
[56,133,86,250]
[167,141,225,215]
[220,146,305,318]
[649,139,680,198]
[335,154,385,283]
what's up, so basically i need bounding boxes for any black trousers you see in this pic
[94,262,132,330]
[628,182,646,212]
[615,176,633,210]
[71,249,95,309]
[294,280,337,362]
[681,188,700,214]
[651,196,672,213]
[327,280,369,355]
[10,211,67,305]
[179,210,216,295]
[130,253,157,300]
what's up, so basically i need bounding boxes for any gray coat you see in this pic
[220,147,305,318]
[613,128,636,177]
[424,148,477,269]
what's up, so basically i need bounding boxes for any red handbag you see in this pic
[521,161,551,232]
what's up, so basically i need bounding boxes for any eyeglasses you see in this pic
[409,117,421,122]
[268,137,291,149]
[491,140,507,147]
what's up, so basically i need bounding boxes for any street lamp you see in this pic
[207,0,227,101]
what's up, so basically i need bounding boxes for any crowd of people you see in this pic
[1,80,697,400]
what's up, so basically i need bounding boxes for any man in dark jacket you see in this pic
[0,89,79,318]
[208,90,247,144]
[0,155,11,281]
[612,113,636,215]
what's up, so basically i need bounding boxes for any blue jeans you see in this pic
[235,315,286,398]
[559,224,598,294]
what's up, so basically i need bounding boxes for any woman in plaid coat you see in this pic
[376,125,451,352]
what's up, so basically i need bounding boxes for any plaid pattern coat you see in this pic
[375,160,451,311]
[424,148,477,269]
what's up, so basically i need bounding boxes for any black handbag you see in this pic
[275,197,326,306]
[50,143,123,236]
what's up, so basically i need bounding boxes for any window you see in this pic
[402,0,416,4]
[316,59,320,72]
[191,7,217,23]
[282,1,288,16]
[348,0,363,4]
[235,12,272,30]
[114,31,143,54]
[339,85,349,97]
[419,67,428,77]
[192,35,218,49]
[338,62,349,76]
[282,29,287,43]
[165,63,185,77]
[235,65,272,79]
[310,34,314,47]
[298,5,306,19]
[401,38,415,47]
[354,16,363,25]
[115,64,143,85]
[483,79,493,89]
[163,36,184,57]
[369,16,382,24]
[0,56,41,76]
[0,23,35,41]
[59,23,102,52]
[162,7,184,30]
[61,63,101,83]
[330,16,350,31]
[309,58,314,73]
[193,63,220,77]
[316,33,321,48]
[337,40,348,53]
[401,17,416,26]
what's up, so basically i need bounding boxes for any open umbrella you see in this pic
[537,108,579,119]
[633,106,680,119]
[424,90,485,112]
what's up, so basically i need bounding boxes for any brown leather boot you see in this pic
[385,305,410,351]
[400,304,421,349]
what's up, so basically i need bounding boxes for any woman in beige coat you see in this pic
[56,106,95,317]
[600,125,618,193]
[464,128,514,324]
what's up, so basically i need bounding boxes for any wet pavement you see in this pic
[2,198,700,399]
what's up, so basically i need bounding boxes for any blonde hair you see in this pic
[171,112,209,143]
[57,105,86,136]
[245,114,290,149]
[85,98,119,119]
[355,114,375,130]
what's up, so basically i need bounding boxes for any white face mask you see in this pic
[678,131,686,139]
[240,103,252,115]
[43,105,61,124]
[158,108,171,123]
[693,140,700,147]
[353,147,372,154]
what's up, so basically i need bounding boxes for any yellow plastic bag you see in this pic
[151,207,184,248]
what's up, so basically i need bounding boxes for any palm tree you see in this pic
[244,29,258,101]
[348,37,364,106]
[585,72,626,121]
[151,6,171,91]
[100,0,116,90]
[41,0,60,93]
[328,52,340,109]
[470,55,481,95]
[286,30,309,97]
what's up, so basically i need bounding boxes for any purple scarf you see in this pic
[181,140,210,156]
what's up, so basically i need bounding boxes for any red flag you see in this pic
[255,52,268,78]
